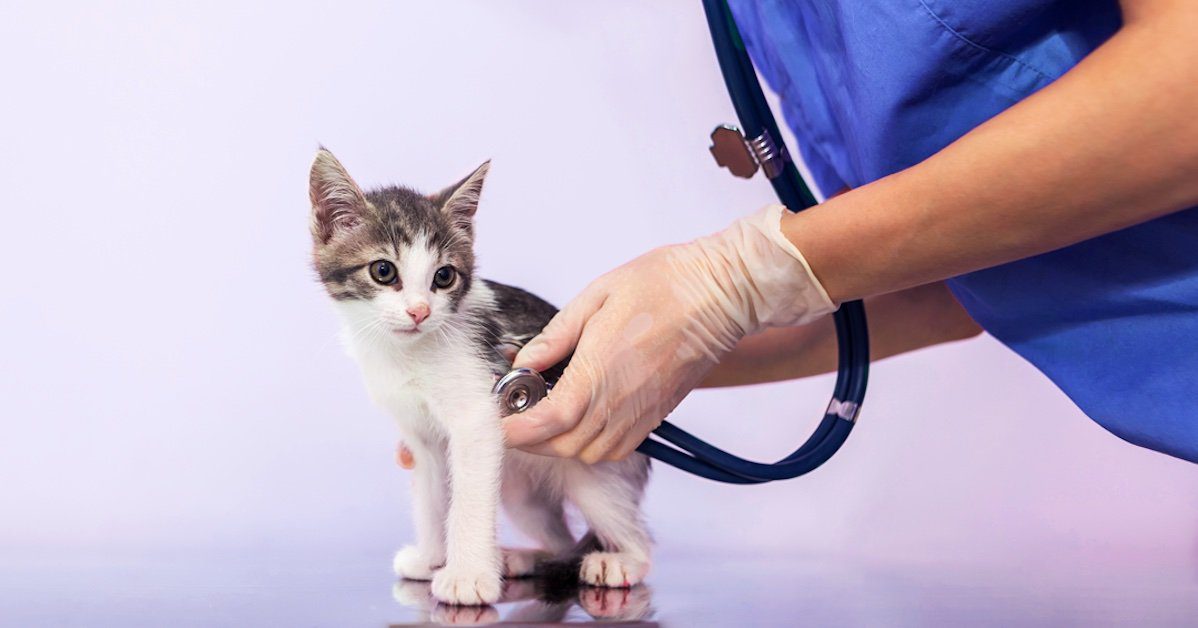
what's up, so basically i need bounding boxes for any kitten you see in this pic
[309,149,652,606]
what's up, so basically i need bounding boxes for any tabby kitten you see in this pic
[309,149,652,606]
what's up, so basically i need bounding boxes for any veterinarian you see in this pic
[501,0,1198,466]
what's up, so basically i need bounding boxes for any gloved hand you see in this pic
[503,204,836,462]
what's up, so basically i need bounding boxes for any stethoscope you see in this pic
[494,0,870,484]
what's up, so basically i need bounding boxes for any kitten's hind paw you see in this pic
[431,563,502,606]
[393,545,442,581]
[502,547,553,578]
[579,552,648,588]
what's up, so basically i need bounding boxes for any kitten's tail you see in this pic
[535,531,603,583]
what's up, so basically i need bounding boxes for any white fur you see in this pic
[334,254,652,605]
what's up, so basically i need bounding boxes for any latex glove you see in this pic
[503,204,835,462]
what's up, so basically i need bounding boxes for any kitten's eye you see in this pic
[433,265,457,289]
[369,260,398,285]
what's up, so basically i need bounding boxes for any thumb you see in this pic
[513,287,606,372]
[502,361,594,449]
[396,442,414,470]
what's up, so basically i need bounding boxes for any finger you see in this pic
[543,404,610,461]
[495,342,521,365]
[606,424,652,461]
[578,438,615,465]
[576,410,630,464]
[502,367,595,448]
[513,287,607,372]
[540,359,617,459]
[514,440,567,458]
[396,443,415,469]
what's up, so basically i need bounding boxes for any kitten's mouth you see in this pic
[392,327,421,336]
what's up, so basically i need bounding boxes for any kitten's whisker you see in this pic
[315,317,376,357]
[342,317,387,349]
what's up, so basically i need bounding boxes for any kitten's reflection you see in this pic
[392,578,656,626]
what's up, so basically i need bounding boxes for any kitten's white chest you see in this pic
[349,333,494,437]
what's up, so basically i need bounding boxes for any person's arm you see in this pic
[504,0,1198,463]
[700,281,981,387]
[788,0,1198,304]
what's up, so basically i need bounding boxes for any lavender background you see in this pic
[1,1,1195,621]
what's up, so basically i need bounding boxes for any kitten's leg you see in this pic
[500,476,575,577]
[393,434,448,581]
[564,461,652,588]
[429,396,504,605]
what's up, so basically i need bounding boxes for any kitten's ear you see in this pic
[309,148,368,244]
[434,160,490,231]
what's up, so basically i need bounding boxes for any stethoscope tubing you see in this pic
[626,0,871,483]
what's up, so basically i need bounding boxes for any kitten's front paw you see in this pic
[579,552,649,588]
[393,545,442,581]
[431,563,502,606]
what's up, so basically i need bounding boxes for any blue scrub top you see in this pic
[729,0,1198,463]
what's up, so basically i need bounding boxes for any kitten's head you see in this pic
[309,148,488,345]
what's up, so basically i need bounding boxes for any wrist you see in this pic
[781,171,921,303]
[696,205,836,335]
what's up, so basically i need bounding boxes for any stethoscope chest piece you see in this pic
[493,367,548,415]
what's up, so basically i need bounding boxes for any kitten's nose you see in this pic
[406,303,430,325]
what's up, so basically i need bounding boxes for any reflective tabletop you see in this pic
[4,546,1196,627]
